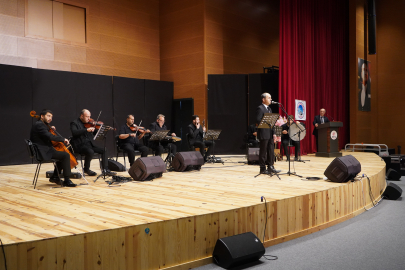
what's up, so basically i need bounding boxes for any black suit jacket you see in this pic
[312,115,330,135]
[30,120,64,160]
[70,118,97,151]
[188,123,204,145]
[256,104,275,140]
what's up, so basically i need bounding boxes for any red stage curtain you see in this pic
[279,0,349,154]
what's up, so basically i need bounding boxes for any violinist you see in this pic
[30,109,76,187]
[188,115,214,163]
[148,114,177,157]
[281,115,301,161]
[118,114,149,167]
[70,109,116,176]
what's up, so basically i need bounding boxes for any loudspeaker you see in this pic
[386,168,401,181]
[382,183,402,200]
[108,158,126,172]
[128,156,166,181]
[324,155,361,183]
[247,147,260,163]
[368,0,376,54]
[212,232,265,269]
[171,151,204,172]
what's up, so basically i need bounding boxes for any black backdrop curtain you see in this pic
[208,74,248,154]
[0,64,173,166]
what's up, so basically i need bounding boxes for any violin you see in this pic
[84,118,116,131]
[129,124,147,133]
[30,111,78,169]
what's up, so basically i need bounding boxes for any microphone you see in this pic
[327,114,334,121]
[271,101,280,104]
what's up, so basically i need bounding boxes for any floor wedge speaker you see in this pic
[386,168,401,181]
[129,156,166,181]
[247,148,260,164]
[172,151,204,172]
[212,232,265,269]
[324,155,361,183]
[382,183,402,200]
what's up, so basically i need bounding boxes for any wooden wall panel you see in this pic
[350,0,405,150]
[0,0,160,80]
[0,0,18,17]
[160,0,205,117]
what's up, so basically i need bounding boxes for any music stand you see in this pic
[254,113,280,179]
[149,130,174,169]
[94,125,112,182]
[204,129,223,164]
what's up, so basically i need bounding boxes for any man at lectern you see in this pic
[256,93,279,174]
[312,108,330,152]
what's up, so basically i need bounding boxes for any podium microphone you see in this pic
[271,101,281,104]
[327,114,335,121]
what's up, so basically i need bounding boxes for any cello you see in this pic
[30,111,78,169]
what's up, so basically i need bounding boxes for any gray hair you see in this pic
[261,93,271,99]
[157,114,165,119]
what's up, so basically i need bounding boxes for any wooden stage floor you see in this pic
[0,152,386,270]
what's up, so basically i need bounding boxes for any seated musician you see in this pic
[118,114,149,167]
[247,123,259,148]
[281,115,301,161]
[70,109,115,176]
[188,115,214,162]
[30,109,76,187]
[148,114,177,157]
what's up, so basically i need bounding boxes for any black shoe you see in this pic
[84,169,97,176]
[63,178,77,187]
[49,176,62,185]
[105,170,117,176]
[269,166,281,173]
[260,167,269,174]
[294,157,299,161]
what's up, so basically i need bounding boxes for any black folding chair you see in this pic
[25,139,62,189]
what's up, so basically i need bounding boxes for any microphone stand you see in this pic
[275,103,302,178]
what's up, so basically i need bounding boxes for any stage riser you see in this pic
[0,170,385,270]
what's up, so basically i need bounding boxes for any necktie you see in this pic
[321,117,324,124]
[267,106,271,112]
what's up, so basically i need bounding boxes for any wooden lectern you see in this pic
[316,121,343,157]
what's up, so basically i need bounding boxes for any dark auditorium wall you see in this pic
[349,0,405,151]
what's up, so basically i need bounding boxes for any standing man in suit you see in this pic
[312,108,330,152]
[188,115,214,162]
[256,93,279,174]
[30,109,76,187]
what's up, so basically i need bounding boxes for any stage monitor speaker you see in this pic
[212,232,265,269]
[171,151,204,172]
[128,156,166,181]
[382,183,402,200]
[247,147,260,163]
[386,168,401,181]
[324,155,361,183]
[368,0,376,54]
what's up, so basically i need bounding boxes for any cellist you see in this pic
[30,109,77,187]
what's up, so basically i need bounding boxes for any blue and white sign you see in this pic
[295,99,306,121]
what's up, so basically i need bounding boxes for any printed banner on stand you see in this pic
[295,99,306,121]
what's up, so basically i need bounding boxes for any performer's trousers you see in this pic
[192,140,215,160]
[51,149,71,178]
[120,143,149,166]
[282,140,300,158]
[259,139,274,168]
